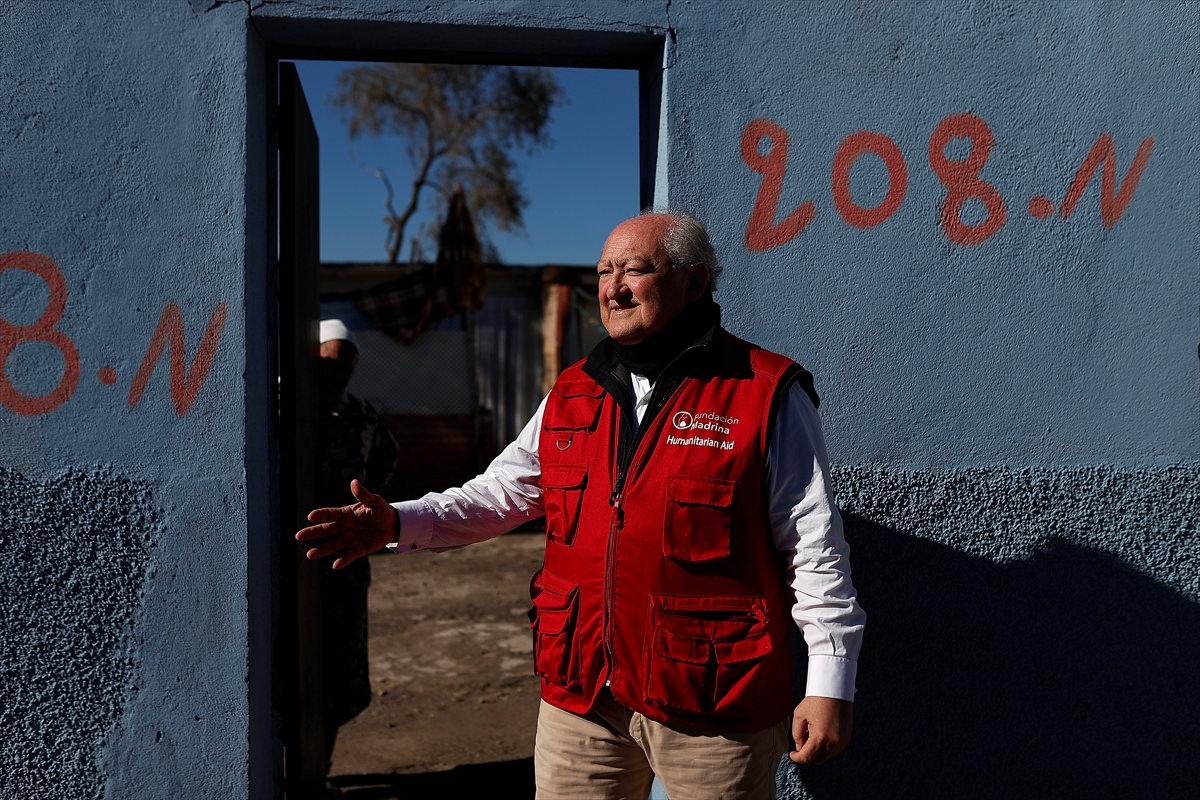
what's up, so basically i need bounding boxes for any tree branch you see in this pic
[386,120,441,264]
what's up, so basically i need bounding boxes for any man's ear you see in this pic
[685,267,711,301]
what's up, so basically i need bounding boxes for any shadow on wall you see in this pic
[782,513,1200,800]
[329,758,533,798]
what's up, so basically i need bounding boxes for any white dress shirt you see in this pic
[389,374,865,701]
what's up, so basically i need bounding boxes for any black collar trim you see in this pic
[582,315,722,388]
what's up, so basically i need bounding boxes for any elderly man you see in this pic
[297,213,864,799]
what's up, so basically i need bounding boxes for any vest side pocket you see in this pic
[542,463,588,546]
[662,474,736,562]
[643,594,771,717]
[645,626,712,714]
[529,570,581,688]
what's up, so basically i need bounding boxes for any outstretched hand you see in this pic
[294,479,397,570]
[789,696,853,765]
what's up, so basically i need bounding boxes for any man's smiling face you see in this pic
[596,215,707,345]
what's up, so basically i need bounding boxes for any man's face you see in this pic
[596,216,708,345]
[318,339,358,413]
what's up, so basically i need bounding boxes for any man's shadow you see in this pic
[326,514,1199,800]
[328,759,534,798]
[782,513,1200,799]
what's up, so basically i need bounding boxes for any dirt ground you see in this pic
[329,531,546,789]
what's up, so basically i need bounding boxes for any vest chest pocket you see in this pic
[528,570,581,688]
[541,382,603,464]
[542,464,587,546]
[543,381,604,434]
[644,594,772,716]
[663,475,736,562]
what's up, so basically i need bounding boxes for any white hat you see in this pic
[319,318,357,347]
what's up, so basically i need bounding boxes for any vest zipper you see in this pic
[603,487,624,676]
[600,348,699,682]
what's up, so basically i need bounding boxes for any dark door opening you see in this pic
[270,35,659,798]
[276,61,326,797]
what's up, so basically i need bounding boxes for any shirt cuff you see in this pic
[805,655,857,702]
[385,499,437,553]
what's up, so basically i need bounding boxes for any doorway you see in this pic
[271,36,659,797]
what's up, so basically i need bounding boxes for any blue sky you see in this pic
[293,61,640,266]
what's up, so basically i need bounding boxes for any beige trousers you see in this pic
[533,692,789,800]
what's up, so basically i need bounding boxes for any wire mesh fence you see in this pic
[320,263,603,502]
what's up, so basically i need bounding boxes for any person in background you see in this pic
[315,319,399,782]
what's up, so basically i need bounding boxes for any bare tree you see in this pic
[333,63,563,264]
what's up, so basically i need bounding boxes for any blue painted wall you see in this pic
[0,1,1195,798]
[1,2,262,798]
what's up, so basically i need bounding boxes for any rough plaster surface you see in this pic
[2,1,255,798]
[672,1,1200,468]
[775,463,1200,799]
[1,1,1197,798]
[0,469,157,800]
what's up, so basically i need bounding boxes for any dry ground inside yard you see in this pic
[329,532,546,787]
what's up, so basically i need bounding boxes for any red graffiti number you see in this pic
[831,131,909,228]
[928,114,1007,245]
[1059,133,1155,228]
[740,114,1153,250]
[128,301,228,415]
[0,252,81,415]
[741,118,815,252]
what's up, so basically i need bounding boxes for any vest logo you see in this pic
[672,411,694,430]
[671,410,738,436]
[667,434,735,450]
[667,410,738,450]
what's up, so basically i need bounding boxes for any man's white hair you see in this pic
[639,209,722,291]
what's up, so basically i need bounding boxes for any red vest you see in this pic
[531,330,802,732]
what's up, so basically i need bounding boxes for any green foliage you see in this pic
[333,63,563,263]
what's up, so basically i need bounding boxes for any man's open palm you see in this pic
[294,479,397,570]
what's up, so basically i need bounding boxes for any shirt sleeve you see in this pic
[386,392,548,553]
[766,380,866,702]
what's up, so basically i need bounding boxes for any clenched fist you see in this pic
[294,479,397,570]
[789,696,853,765]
